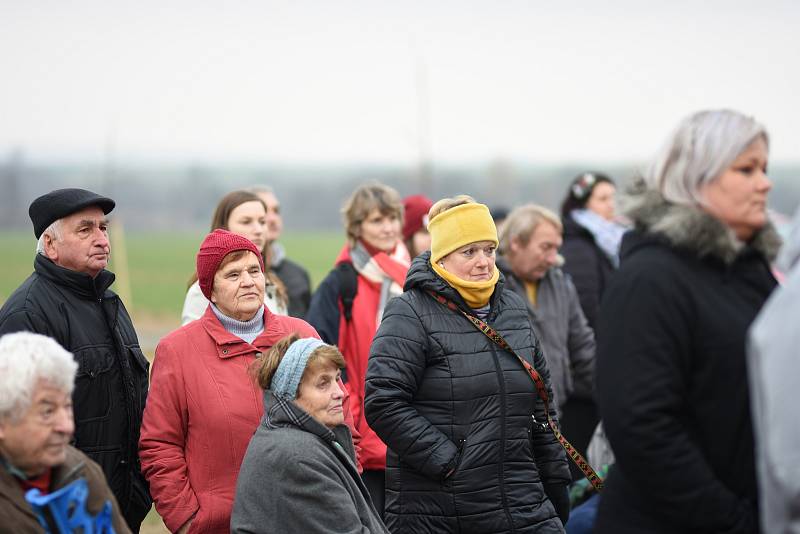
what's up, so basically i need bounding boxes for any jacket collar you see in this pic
[34,254,116,300]
[0,446,86,524]
[200,304,295,359]
[404,251,505,313]
[622,181,782,265]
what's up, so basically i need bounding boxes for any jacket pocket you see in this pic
[73,349,115,423]
[444,438,467,483]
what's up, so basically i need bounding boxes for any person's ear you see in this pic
[43,233,59,262]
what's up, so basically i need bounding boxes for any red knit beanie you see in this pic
[402,194,434,241]
[196,229,264,299]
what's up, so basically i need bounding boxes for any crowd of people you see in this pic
[0,108,796,533]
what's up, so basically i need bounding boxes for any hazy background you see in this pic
[1,0,799,230]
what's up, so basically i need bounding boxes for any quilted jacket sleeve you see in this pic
[364,296,460,481]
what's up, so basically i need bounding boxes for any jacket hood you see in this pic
[404,251,506,311]
[621,179,782,265]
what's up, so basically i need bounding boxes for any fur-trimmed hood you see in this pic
[621,180,782,265]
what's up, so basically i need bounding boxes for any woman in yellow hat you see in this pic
[365,195,572,533]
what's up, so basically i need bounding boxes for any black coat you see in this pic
[365,252,570,534]
[0,255,152,531]
[271,257,311,318]
[560,215,615,330]
[594,188,780,534]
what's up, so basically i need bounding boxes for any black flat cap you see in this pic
[29,188,116,239]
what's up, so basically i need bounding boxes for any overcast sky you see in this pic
[2,0,798,165]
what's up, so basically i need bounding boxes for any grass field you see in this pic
[0,229,347,533]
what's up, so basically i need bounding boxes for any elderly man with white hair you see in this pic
[0,332,130,533]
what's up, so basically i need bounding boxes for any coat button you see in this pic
[222,349,228,354]
[255,352,262,358]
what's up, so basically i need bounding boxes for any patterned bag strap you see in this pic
[427,290,604,492]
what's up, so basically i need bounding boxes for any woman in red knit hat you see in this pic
[140,230,358,534]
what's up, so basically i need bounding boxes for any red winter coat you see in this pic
[139,306,358,534]
[306,245,408,471]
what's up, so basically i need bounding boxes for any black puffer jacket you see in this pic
[560,215,615,330]
[0,255,151,531]
[365,252,570,534]
[594,186,780,534]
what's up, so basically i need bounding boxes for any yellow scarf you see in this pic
[524,281,538,306]
[431,260,500,308]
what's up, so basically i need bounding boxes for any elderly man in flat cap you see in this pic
[0,188,151,531]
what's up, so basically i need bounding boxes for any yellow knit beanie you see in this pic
[429,203,499,264]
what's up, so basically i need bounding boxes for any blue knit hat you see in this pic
[271,338,328,399]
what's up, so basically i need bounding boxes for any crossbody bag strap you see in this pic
[426,290,604,492]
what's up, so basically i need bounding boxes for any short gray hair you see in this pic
[644,109,768,206]
[35,219,62,256]
[0,332,77,422]
[499,204,562,255]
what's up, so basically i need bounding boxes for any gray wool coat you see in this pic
[231,391,389,534]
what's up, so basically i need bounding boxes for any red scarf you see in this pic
[335,242,409,470]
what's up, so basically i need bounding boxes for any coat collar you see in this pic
[622,180,782,265]
[34,254,116,300]
[200,304,300,359]
[261,390,358,469]
[0,446,87,525]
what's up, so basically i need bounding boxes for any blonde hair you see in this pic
[341,182,403,245]
[252,333,346,392]
[428,195,476,222]
[499,204,562,255]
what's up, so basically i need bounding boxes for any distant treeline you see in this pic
[2,154,798,232]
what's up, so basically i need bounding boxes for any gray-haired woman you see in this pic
[594,109,781,533]
[232,334,388,534]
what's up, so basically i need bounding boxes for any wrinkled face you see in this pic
[45,206,110,278]
[358,209,401,253]
[586,182,616,221]
[226,201,267,250]
[439,240,497,282]
[294,361,345,428]
[210,251,266,321]
[700,137,771,241]
[0,381,74,477]
[410,229,432,257]
[255,191,283,244]
[509,222,563,282]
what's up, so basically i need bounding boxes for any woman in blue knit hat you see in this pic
[232,334,388,534]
